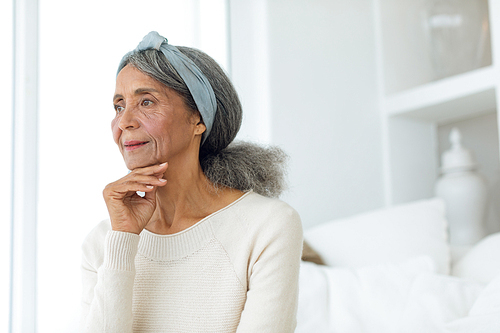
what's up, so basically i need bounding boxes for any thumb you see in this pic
[143,185,158,206]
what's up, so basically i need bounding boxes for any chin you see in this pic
[125,159,156,171]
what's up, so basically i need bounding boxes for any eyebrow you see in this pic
[113,88,160,102]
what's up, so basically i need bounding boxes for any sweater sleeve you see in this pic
[236,204,303,333]
[81,229,140,332]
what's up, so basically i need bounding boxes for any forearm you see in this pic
[81,231,139,332]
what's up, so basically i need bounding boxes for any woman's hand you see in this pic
[103,162,168,234]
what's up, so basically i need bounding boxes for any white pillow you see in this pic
[452,232,500,284]
[304,198,450,275]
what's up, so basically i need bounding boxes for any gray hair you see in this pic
[120,47,288,197]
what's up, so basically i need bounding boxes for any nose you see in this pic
[118,107,140,131]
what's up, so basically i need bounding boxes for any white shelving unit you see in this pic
[385,67,496,123]
[374,0,500,209]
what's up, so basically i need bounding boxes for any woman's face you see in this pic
[112,65,205,170]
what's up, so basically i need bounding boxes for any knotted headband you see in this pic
[117,31,217,145]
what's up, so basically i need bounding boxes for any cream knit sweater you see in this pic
[81,191,303,332]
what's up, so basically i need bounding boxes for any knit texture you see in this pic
[81,191,303,332]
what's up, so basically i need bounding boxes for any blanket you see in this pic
[297,257,500,333]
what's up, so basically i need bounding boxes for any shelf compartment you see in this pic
[384,66,497,124]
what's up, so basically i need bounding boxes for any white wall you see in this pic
[231,0,385,229]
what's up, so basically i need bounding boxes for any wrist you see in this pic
[111,226,142,235]
[103,230,140,271]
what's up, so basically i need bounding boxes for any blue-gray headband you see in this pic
[117,31,216,145]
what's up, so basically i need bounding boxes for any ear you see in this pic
[194,120,206,135]
[190,112,206,135]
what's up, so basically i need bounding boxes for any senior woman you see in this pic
[80,31,303,332]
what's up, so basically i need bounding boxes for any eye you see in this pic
[114,105,124,113]
[142,100,153,107]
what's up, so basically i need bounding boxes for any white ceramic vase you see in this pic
[435,128,488,246]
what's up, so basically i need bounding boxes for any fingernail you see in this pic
[146,185,154,189]
[160,162,167,167]
[159,178,167,182]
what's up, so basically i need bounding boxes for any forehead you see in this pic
[114,65,166,95]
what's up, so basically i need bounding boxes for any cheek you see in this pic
[111,118,121,144]
[143,121,167,142]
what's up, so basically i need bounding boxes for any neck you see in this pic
[146,152,217,234]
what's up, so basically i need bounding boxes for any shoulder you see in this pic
[248,191,302,240]
[81,219,112,270]
[210,191,303,287]
[211,191,303,250]
[214,191,301,232]
[241,191,297,213]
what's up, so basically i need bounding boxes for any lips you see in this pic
[124,140,149,151]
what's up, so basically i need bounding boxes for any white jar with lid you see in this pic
[435,128,488,245]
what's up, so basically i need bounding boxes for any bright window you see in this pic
[37,1,228,332]
[0,0,13,331]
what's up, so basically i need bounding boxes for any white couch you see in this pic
[297,198,500,333]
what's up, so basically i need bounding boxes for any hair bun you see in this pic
[201,141,289,198]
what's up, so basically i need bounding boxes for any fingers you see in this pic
[103,164,168,202]
[104,176,166,199]
[130,162,168,177]
[104,180,161,199]
[125,174,167,187]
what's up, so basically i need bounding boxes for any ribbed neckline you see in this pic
[137,191,253,261]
